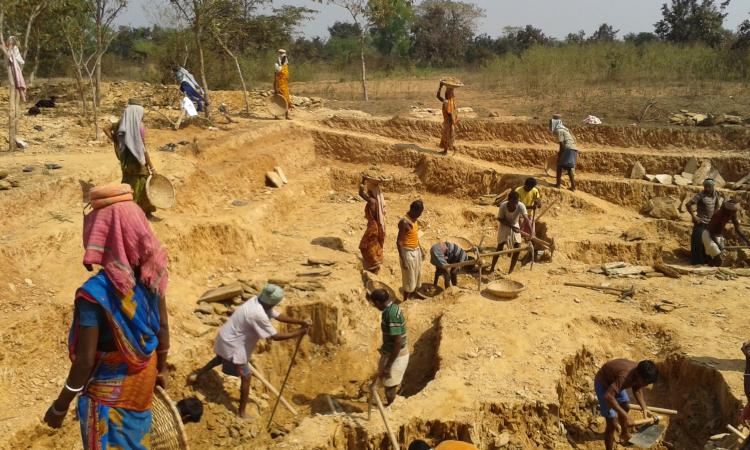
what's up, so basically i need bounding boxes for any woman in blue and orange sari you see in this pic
[44,184,170,450]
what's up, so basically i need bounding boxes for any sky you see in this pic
[119,0,749,39]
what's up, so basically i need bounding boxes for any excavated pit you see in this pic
[5,116,749,450]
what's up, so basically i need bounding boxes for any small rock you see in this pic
[9,180,19,187]
[33,125,44,132]
[274,167,288,184]
[0,180,11,190]
[24,278,34,287]
[0,170,8,179]
[673,174,691,186]
[178,140,189,145]
[159,143,177,152]
[683,157,698,174]
[629,161,646,180]
[195,303,213,314]
[457,107,473,113]
[681,172,694,182]
[183,321,211,338]
[489,112,500,118]
[644,196,680,220]
[692,161,726,187]
[574,298,581,303]
[212,303,230,315]
[231,199,249,207]
[22,166,34,173]
[265,171,284,188]
[653,174,673,184]
[44,163,62,170]
[495,432,511,447]
[644,174,657,182]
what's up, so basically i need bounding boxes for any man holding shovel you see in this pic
[368,288,409,405]
[595,359,659,450]
[489,191,530,274]
[188,284,309,420]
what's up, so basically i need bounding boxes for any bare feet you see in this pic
[237,411,253,421]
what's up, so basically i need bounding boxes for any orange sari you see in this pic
[359,201,385,272]
[275,64,293,109]
[440,91,458,152]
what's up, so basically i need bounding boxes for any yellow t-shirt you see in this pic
[515,186,540,209]
[435,441,478,450]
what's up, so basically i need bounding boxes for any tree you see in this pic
[624,32,660,46]
[369,0,413,58]
[500,25,551,54]
[312,0,371,101]
[411,0,484,66]
[169,0,221,118]
[733,12,750,49]
[328,21,361,39]
[589,23,619,42]
[565,30,586,45]
[654,0,731,47]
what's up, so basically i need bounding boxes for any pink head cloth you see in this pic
[83,200,168,298]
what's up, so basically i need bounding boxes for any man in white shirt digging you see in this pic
[189,284,309,419]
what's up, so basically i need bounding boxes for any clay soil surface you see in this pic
[1,81,750,449]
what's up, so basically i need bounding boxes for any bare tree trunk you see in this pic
[90,77,101,140]
[6,64,17,151]
[214,33,250,114]
[195,27,210,119]
[95,54,102,107]
[359,33,369,102]
[73,64,89,118]
[28,39,40,87]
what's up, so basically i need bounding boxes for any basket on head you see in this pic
[365,280,398,302]
[362,167,393,183]
[151,386,190,450]
[485,279,525,300]
[267,94,288,117]
[441,77,464,88]
[146,174,176,210]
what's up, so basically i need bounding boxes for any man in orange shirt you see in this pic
[409,439,477,450]
[397,200,424,302]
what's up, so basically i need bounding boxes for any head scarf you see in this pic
[117,104,146,165]
[549,114,563,134]
[83,200,168,297]
[259,284,284,306]
[703,178,715,187]
[366,179,387,229]
[128,98,143,106]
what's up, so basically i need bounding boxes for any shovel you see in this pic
[629,416,666,448]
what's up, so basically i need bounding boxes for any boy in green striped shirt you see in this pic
[369,288,409,405]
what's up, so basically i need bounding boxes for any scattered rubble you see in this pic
[632,157,750,191]
[670,110,748,127]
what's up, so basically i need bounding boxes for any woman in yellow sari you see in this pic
[274,49,293,120]
[437,80,459,155]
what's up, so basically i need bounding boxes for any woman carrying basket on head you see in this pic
[104,99,158,218]
[43,188,170,450]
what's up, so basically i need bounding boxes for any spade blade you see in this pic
[629,423,666,448]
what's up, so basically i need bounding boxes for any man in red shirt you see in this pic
[595,359,659,449]
[702,199,750,266]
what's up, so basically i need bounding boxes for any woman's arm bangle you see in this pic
[157,348,170,354]
[50,402,67,416]
[64,381,85,393]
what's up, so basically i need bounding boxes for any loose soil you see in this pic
[0,80,749,450]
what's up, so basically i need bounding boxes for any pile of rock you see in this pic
[0,170,20,191]
[669,110,747,127]
[194,259,334,327]
[630,157,749,191]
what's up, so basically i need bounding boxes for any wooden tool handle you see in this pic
[629,404,678,415]
[727,424,747,440]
